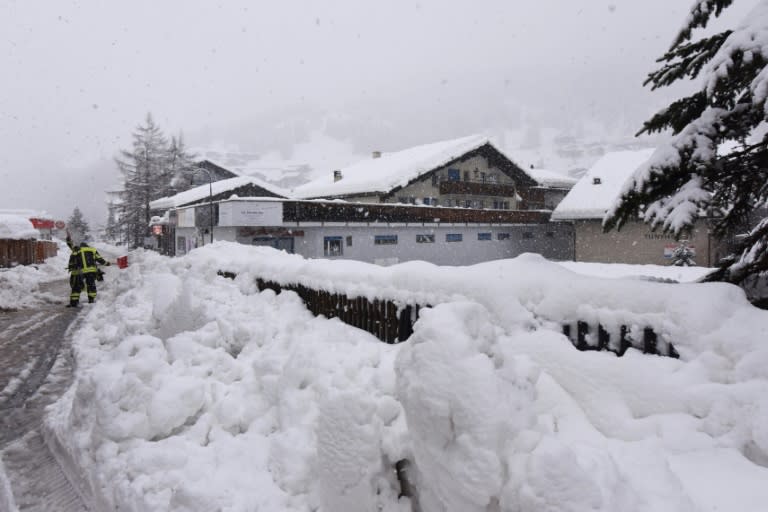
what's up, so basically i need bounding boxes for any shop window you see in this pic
[374,234,398,245]
[446,233,463,242]
[478,232,492,241]
[324,236,343,256]
[416,234,435,243]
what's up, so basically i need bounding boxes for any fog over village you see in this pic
[2,0,755,225]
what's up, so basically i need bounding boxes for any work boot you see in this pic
[66,300,79,308]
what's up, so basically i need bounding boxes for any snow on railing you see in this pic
[217,270,678,358]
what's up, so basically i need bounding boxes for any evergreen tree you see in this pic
[67,206,90,243]
[605,0,768,301]
[105,199,119,243]
[164,133,197,194]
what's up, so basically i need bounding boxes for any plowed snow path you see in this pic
[0,279,88,511]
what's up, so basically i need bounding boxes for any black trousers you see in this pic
[69,273,97,303]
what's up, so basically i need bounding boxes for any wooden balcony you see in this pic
[283,200,550,224]
[439,181,516,197]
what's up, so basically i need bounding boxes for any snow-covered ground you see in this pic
[5,244,768,511]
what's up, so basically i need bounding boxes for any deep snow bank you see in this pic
[46,243,768,511]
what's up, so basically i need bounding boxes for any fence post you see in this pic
[577,321,589,350]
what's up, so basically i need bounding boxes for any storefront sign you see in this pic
[219,201,283,226]
[177,208,195,227]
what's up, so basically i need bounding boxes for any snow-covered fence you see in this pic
[219,271,423,344]
[561,321,679,358]
[218,270,679,358]
[0,239,57,268]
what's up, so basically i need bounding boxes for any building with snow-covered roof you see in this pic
[169,196,574,265]
[0,213,59,267]
[552,149,726,266]
[148,176,286,254]
[292,134,550,211]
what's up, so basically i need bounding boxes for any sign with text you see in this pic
[218,201,283,227]
[177,208,195,227]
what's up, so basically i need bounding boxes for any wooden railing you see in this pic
[0,240,58,268]
[561,321,679,358]
[219,271,679,358]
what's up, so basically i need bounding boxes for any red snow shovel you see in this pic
[116,255,129,269]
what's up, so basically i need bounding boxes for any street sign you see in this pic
[54,220,66,229]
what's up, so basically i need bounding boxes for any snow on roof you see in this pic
[150,176,287,210]
[551,149,655,221]
[0,214,39,239]
[292,134,493,199]
[0,208,53,220]
[524,167,578,188]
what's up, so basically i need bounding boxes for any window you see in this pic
[448,168,460,181]
[397,196,408,204]
[522,231,534,239]
[423,197,431,205]
[432,174,439,186]
[464,200,472,208]
[324,236,343,256]
[346,236,353,246]
[432,198,439,206]
[444,199,452,207]
[374,234,398,245]
[464,171,470,182]
[497,232,511,240]
[478,232,492,241]
[488,174,498,184]
[416,234,435,243]
[481,172,486,183]
[502,201,510,210]
[479,200,485,209]
[446,233,463,242]
[593,177,602,185]
[545,231,555,238]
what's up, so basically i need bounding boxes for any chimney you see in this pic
[372,151,382,159]
[333,170,343,182]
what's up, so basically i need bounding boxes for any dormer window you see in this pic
[593,177,602,185]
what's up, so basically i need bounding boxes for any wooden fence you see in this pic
[561,321,679,358]
[0,240,58,268]
[219,271,679,358]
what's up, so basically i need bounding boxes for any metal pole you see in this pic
[208,175,213,244]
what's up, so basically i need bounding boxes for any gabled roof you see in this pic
[525,167,578,189]
[292,134,536,199]
[149,176,287,210]
[551,149,655,221]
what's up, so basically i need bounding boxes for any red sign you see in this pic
[29,218,55,229]
[55,220,66,229]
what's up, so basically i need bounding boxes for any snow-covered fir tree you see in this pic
[605,0,768,304]
[67,206,90,243]
[113,114,196,248]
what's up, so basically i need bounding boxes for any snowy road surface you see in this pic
[0,279,88,511]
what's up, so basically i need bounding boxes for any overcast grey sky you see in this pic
[0,0,756,224]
